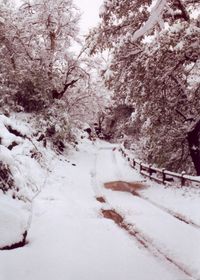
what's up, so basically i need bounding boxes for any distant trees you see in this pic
[87,0,200,174]
[0,0,83,110]
[0,0,109,148]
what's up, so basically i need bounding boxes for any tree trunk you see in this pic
[52,79,79,99]
[187,119,200,175]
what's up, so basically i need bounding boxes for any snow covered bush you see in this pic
[0,115,30,199]
[14,80,48,113]
[0,113,50,249]
[0,161,14,194]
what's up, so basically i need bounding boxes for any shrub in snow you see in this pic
[0,144,27,200]
[14,80,49,113]
[34,102,77,153]
[30,148,43,162]
[0,161,14,194]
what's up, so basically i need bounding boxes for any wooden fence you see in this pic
[119,147,200,187]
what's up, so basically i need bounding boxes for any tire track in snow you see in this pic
[131,190,200,230]
[95,146,198,280]
[113,149,200,231]
[101,207,196,280]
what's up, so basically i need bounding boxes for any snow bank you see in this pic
[0,114,29,148]
[0,113,50,249]
[0,195,29,248]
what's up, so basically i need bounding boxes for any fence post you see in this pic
[149,164,152,179]
[162,168,166,184]
[181,171,186,187]
[139,162,142,174]
[119,148,192,187]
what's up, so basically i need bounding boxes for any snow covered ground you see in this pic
[1,130,200,280]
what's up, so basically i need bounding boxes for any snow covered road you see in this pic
[0,141,199,280]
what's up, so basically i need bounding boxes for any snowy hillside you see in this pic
[1,115,200,280]
[0,114,56,249]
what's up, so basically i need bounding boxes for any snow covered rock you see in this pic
[0,195,29,249]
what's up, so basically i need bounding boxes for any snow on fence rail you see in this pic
[119,147,200,187]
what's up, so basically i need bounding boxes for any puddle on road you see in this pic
[104,181,147,194]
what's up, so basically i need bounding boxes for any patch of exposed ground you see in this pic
[96,196,106,203]
[104,181,147,193]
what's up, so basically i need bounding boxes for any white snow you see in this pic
[132,0,167,42]
[0,123,200,280]
[96,146,200,279]
[0,195,29,248]
[0,114,47,249]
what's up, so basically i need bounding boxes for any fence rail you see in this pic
[119,147,200,187]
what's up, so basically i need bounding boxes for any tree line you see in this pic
[87,0,200,175]
[0,0,108,150]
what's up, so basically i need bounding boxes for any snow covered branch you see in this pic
[132,0,167,42]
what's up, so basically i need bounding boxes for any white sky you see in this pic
[74,0,103,34]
